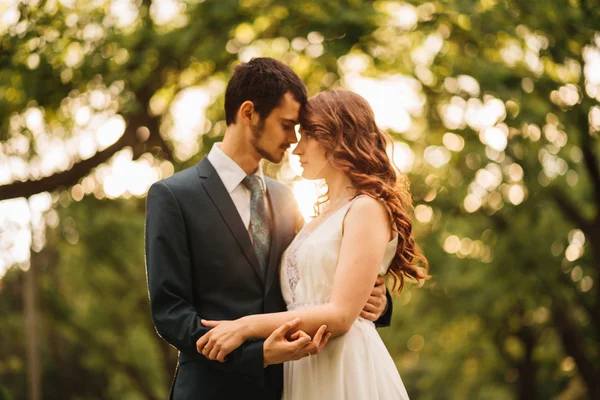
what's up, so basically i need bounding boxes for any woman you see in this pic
[199,90,429,399]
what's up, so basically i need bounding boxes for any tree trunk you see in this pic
[552,302,600,399]
[517,324,537,400]
[24,253,41,400]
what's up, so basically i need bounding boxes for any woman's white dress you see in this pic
[279,199,410,400]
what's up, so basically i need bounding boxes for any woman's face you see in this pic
[292,131,331,180]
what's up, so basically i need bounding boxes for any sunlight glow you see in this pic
[584,46,600,85]
[414,204,433,223]
[481,127,508,152]
[506,163,524,182]
[344,73,425,133]
[387,142,415,173]
[424,146,451,168]
[464,194,482,213]
[566,245,583,262]
[442,132,465,152]
[168,82,224,162]
[384,2,418,31]
[0,0,20,35]
[97,116,126,150]
[476,164,503,191]
[24,107,44,134]
[0,192,52,278]
[580,276,593,292]
[443,235,461,254]
[99,149,161,199]
[292,180,323,222]
[507,184,525,205]
[150,0,188,28]
[590,106,600,131]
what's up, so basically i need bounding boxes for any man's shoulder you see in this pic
[151,162,202,195]
[265,177,297,201]
[265,176,292,193]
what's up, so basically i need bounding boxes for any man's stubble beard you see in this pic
[250,118,283,164]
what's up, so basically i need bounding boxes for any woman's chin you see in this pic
[301,171,315,180]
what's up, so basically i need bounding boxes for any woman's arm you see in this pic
[198,197,392,361]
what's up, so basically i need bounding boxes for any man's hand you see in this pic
[263,318,332,367]
[196,319,248,362]
[360,276,387,321]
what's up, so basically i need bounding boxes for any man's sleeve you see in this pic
[145,181,265,381]
[374,289,393,328]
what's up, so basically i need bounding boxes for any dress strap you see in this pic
[342,195,397,239]
[340,195,367,233]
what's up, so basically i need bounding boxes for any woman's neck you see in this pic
[324,171,356,203]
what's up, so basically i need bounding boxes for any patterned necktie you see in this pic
[242,175,271,277]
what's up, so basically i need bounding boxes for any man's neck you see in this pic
[220,130,261,175]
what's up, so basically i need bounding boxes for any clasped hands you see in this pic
[197,316,330,366]
[196,276,388,366]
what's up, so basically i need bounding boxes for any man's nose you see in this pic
[289,130,299,144]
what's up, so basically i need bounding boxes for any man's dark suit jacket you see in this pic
[145,157,393,399]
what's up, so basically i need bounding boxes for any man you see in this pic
[145,57,392,399]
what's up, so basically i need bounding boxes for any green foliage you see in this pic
[0,197,172,399]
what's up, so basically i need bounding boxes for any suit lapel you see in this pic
[196,158,264,283]
[264,178,294,293]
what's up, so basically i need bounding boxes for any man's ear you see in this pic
[239,101,255,126]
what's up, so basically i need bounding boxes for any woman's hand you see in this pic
[196,319,249,362]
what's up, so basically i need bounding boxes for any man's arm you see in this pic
[357,275,393,327]
[374,288,393,328]
[145,181,264,380]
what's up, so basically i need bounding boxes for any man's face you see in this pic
[250,92,300,163]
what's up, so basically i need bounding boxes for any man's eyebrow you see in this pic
[281,118,299,124]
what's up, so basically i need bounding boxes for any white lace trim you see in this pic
[285,229,311,304]
[287,300,327,311]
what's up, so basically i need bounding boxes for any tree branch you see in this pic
[493,304,538,400]
[549,187,592,234]
[579,112,600,222]
[556,271,600,339]
[552,301,600,399]
[137,114,174,163]
[0,116,143,201]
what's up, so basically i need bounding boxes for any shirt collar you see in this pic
[207,142,267,194]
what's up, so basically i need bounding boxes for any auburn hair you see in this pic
[299,89,430,293]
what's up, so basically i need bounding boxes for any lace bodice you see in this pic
[280,197,398,309]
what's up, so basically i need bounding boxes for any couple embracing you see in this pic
[145,57,429,400]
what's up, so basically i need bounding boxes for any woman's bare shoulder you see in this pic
[344,195,390,230]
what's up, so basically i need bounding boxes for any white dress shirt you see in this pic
[207,142,268,231]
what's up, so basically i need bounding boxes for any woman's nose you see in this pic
[292,139,303,154]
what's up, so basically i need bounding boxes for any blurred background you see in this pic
[1,0,599,399]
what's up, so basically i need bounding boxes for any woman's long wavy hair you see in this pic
[299,89,430,293]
